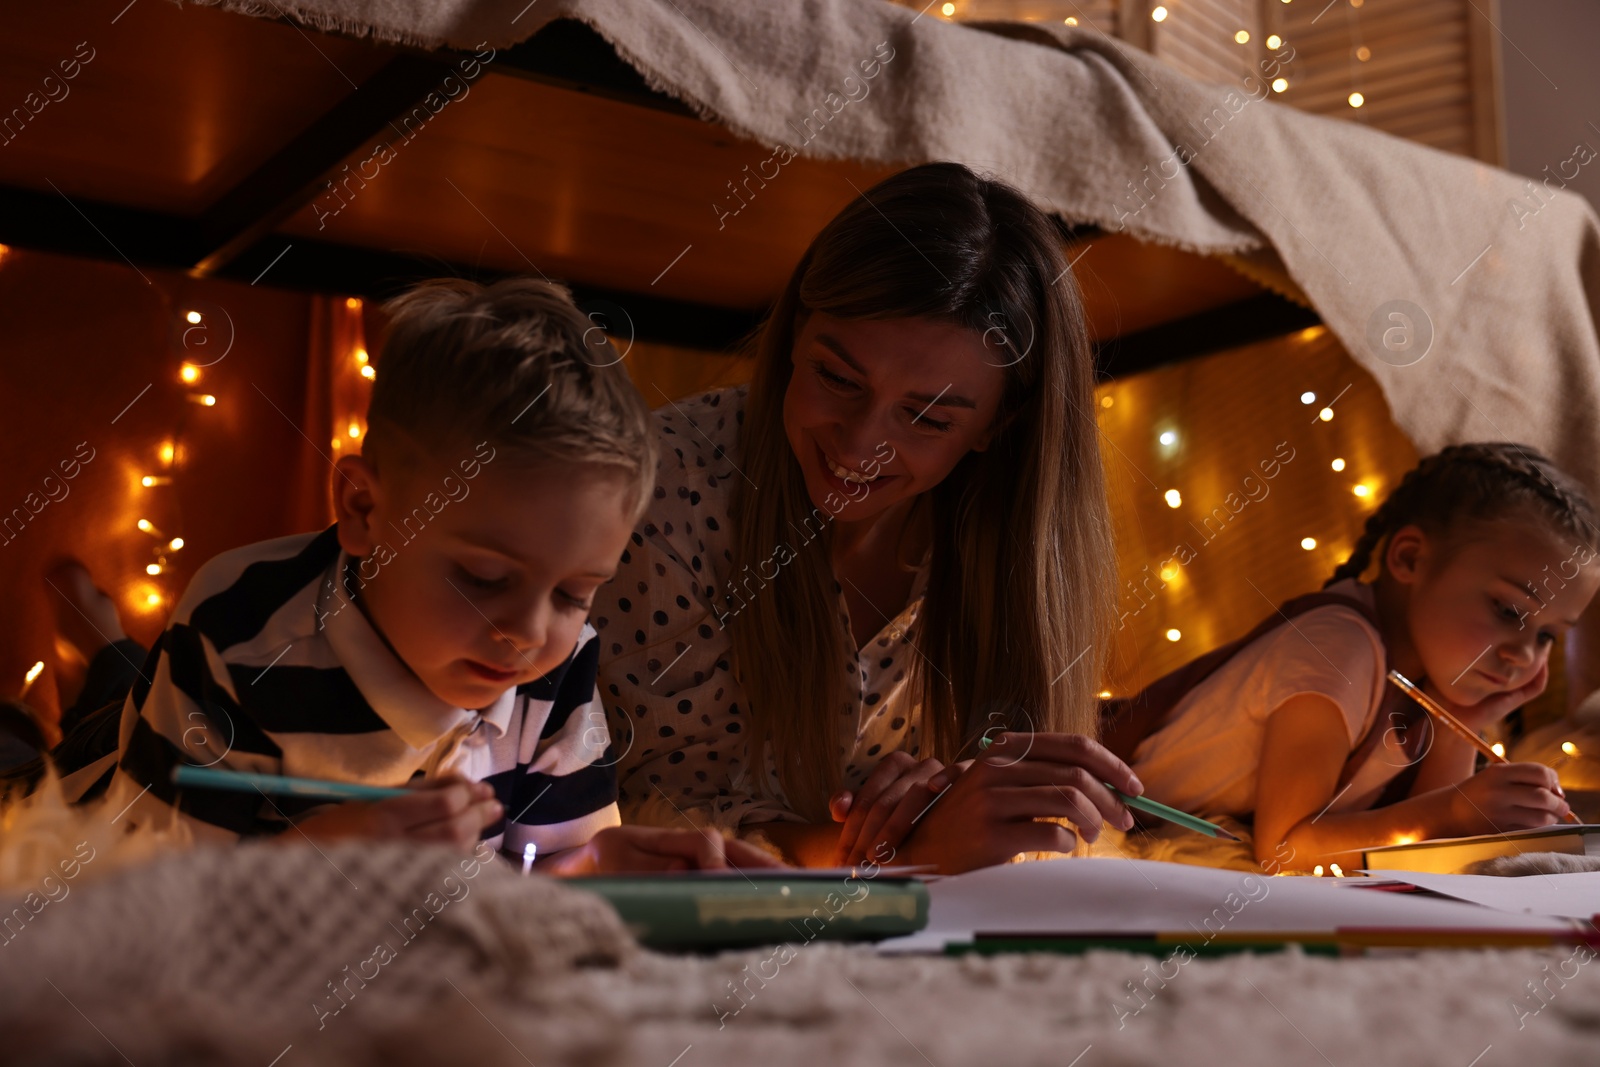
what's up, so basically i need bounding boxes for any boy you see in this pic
[104,278,778,875]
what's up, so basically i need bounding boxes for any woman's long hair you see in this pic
[729,162,1115,820]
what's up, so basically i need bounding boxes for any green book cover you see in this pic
[569,873,929,949]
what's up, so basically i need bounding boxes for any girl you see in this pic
[1126,443,1600,870]
[594,162,1143,873]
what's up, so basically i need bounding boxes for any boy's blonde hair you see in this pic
[367,278,656,516]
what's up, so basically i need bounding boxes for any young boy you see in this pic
[102,278,778,875]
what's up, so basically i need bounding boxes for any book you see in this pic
[568,871,929,949]
[1359,824,1600,875]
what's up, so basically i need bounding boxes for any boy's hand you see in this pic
[285,775,503,852]
[548,825,788,875]
[1448,761,1570,835]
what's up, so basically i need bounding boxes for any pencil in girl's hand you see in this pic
[171,764,410,802]
[977,736,1241,841]
[1386,669,1582,823]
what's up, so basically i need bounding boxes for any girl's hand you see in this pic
[549,825,788,875]
[1447,761,1571,835]
[872,732,1143,875]
[829,752,950,865]
[287,775,503,852]
[1426,660,1548,733]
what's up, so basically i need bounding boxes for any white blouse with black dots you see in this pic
[594,385,929,830]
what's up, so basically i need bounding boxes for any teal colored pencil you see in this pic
[977,736,1240,841]
[171,764,410,802]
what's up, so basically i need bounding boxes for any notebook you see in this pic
[1358,824,1600,875]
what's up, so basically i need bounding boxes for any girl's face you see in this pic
[782,312,1009,525]
[1389,515,1600,707]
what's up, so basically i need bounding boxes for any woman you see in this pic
[595,162,1143,873]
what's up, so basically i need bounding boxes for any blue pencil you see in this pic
[171,764,410,802]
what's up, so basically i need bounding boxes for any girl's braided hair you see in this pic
[1324,442,1600,588]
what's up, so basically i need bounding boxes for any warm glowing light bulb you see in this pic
[159,441,176,465]
[1164,489,1182,508]
[1301,537,1317,550]
[1356,45,1371,61]
[1300,391,1316,404]
[1266,34,1283,48]
[1318,407,1334,421]
[141,475,171,488]
[1100,395,1113,408]
[345,297,362,310]
[1331,458,1346,472]
[146,563,162,576]
[941,1,954,14]
[1272,78,1289,93]
[189,393,216,406]
[1348,92,1365,108]
[360,365,376,380]
[1393,834,1416,846]
[185,310,202,325]
[1159,430,1178,446]
[1353,483,1372,498]
[1064,15,1078,24]
[1562,741,1580,757]
[1160,563,1180,581]
[1151,5,1168,21]
[348,420,362,439]
[23,661,44,686]
[146,592,163,607]
[1491,743,1506,758]
[1165,628,1181,642]
[1313,864,1324,876]
[1097,690,1112,699]
[1330,863,1344,877]
[137,519,155,534]
[168,537,184,551]
[180,364,200,384]
[355,347,369,365]
[1234,29,1250,43]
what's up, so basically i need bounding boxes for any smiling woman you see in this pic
[597,162,1144,874]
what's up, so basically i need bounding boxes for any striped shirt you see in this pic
[106,524,620,853]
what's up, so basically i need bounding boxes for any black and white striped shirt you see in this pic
[107,524,620,853]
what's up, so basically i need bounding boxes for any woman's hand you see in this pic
[829,751,950,866]
[543,825,789,875]
[285,775,503,852]
[1446,761,1570,835]
[859,732,1144,874]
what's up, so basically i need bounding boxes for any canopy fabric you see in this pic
[192,0,1600,496]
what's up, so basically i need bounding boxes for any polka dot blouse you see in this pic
[594,386,930,830]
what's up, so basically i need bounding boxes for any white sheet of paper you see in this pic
[877,856,1578,953]
[1357,869,1600,920]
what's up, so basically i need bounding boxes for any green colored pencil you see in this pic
[978,735,1240,841]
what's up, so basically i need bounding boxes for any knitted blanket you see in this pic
[4,839,1600,1066]
[182,0,1600,496]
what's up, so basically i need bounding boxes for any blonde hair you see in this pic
[730,163,1116,820]
[369,278,656,516]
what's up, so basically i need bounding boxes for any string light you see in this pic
[1356,46,1371,61]
[1266,34,1283,48]
[1329,863,1345,877]
[145,592,163,607]
[141,475,171,487]
[146,563,162,576]
[1301,537,1317,550]
[1353,483,1372,498]
[137,519,159,536]
[168,538,184,552]
[1100,395,1113,408]
[184,310,202,325]
[1348,92,1365,108]
[159,441,176,465]
[348,419,363,439]
[345,297,362,311]
[1272,78,1289,93]
[360,365,376,380]
[1330,458,1346,471]
[1164,489,1182,508]
[1300,391,1316,404]
[1151,5,1168,21]
[1159,562,1180,581]
[1491,742,1506,758]
[354,347,369,365]
[940,2,954,14]
[1562,741,1580,757]
[1313,864,1324,876]
[1165,628,1181,642]
[1097,689,1113,699]
[1318,407,1334,421]
[1234,30,1250,43]
[180,363,201,384]
[1159,430,1178,446]
[187,394,217,407]
[1064,16,1078,25]
[1392,834,1417,846]
[20,661,45,699]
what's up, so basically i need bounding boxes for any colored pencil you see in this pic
[977,736,1240,841]
[1386,669,1581,823]
[171,764,410,802]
